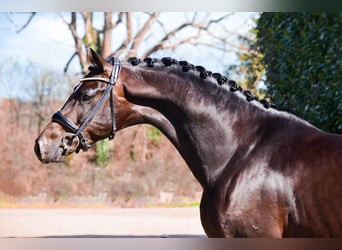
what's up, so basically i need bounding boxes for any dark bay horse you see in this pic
[34,48,342,237]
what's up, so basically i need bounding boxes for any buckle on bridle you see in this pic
[60,135,80,155]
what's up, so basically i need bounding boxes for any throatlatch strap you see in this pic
[109,90,116,140]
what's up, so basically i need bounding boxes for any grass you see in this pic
[0,191,201,209]
[145,201,200,208]
[0,201,200,209]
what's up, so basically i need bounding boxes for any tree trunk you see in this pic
[69,12,88,74]
[102,12,113,58]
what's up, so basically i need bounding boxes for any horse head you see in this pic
[34,48,173,163]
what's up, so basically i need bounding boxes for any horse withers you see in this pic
[34,48,342,237]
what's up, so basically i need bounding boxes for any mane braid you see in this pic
[124,56,275,109]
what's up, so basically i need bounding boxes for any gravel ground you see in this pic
[0,207,206,238]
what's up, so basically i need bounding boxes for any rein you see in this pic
[51,57,121,152]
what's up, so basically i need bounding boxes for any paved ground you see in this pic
[0,207,206,238]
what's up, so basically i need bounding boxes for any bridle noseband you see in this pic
[51,57,121,153]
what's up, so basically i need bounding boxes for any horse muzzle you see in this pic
[34,132,81,164]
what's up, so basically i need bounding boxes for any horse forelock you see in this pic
[85,56,118,77]
[86,65,105,77]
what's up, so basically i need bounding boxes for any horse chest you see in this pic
[201,165,295,237]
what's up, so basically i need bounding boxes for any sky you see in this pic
[0,13,77,71]
[0,12,257,100]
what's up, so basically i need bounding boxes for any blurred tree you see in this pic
[95,139,110,167]
[255,12,342,133]
[226,20,266,95]
[0,58,71,135]
[28,68,68,135]
[59,12,243,73]
[7,12,254,74]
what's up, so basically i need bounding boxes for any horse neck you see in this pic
[122,65,275,188]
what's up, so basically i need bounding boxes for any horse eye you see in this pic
[82,94,92,101]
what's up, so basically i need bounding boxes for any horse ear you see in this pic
[87,47,107,73]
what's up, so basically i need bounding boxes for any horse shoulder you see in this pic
[200,158,292,237]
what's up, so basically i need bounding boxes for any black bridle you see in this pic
[51,57,121,153]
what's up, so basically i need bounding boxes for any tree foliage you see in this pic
[256,13,342,133]
[227,29,266,93]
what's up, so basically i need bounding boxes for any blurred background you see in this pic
[0,12,341,208]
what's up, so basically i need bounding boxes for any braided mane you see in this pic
[125,57,275,109]
[86,56,274,109]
